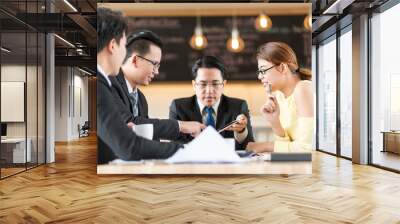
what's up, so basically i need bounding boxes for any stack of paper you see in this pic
[166,127,245,163]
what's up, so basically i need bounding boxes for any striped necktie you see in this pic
[204,107,215,128]
[128,91,139,117]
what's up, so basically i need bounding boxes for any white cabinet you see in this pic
[1,138,32,163]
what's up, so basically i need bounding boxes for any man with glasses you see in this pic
[97,9,183,164]
[110,30,205,141]
[169,56,254,150]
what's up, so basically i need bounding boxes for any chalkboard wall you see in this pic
[128,16,311,81]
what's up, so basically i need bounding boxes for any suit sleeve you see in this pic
[115,96,180,141]
[169,100,193,144]
[235,101,255,149]
[140,92,150,118]
[97,82,181,161]
[133,116,180,141]
[273,117,313,152]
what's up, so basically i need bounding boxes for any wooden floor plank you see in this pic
[1,135,400,223]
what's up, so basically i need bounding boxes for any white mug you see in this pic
[132,124,153,140]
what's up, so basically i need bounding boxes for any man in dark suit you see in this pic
[169,56,254,150]
[110,30,205,141]
[97,8,182,164]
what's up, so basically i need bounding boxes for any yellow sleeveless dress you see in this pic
[273,91,314,152]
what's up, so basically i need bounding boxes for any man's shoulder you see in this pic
[97,72,110,88]
[171,95,196,106]
[109,76,122,90]
[137,88,146,99]
[222,95,247,106]
[114,70,127,87]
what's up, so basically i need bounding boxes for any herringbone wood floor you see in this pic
[1,135,400,223]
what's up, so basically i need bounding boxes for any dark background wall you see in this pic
[128,15,311,81]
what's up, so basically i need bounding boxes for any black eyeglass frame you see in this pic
[257,65,276,78]
[136,55,160,70]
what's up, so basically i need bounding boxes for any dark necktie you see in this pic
[128,92,138,117]
[204,107,215,128]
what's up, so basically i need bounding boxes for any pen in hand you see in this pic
[268,83,272,95]
[218,120,239,133]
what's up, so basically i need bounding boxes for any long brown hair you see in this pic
[257,42,311,80]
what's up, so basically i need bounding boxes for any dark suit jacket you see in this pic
[115,72,149,117]
[108,69,179,141]
[169,95,254,150]
[97,70,181,164]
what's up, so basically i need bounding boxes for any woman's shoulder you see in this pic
[295,80,312,90]
[293,80,314,116]
[294,80,313,98]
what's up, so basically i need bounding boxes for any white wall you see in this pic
[1,64,45,163]
[1,65,30,137]
[54,67,89,141]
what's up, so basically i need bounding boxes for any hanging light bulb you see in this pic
[304,14,312,31]
[190,16,207,50]
[227,17,245,53]
[255,12,272,32]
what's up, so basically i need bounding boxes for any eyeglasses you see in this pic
[195,81,224,89]
[136,55,160,71]
[257,65,275,78]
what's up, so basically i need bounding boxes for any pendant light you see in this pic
[227,16,245,53]
[189,16,208,50]
[304,14,312,31]
[254,12,272,32]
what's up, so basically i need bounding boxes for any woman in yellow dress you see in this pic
[246,42,314,153]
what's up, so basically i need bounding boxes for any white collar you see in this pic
[125,78,137,94]
[197,97,221,115]
[97,64,112,87]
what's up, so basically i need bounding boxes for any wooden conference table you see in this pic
[97,153,312,175]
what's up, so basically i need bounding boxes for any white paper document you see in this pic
[166,127,248,164]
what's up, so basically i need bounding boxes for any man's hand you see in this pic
[127,122,135,129]
[179,121,206,137]
[226,114,247,133]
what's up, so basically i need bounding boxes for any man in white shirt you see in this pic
[169,56,254,150]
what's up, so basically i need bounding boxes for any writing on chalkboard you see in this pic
[128,16,311,81]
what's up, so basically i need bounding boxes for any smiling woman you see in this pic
[246,42,314,153]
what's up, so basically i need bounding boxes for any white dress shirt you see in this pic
[97,64,112,87]
[196,98,248,143]
[125,78,138,96]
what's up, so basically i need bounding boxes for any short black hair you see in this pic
[97,7,127,52]
[192,55,226,80]
[124,30,163,63]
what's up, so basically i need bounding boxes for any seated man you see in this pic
[97,8,181,164]
[169,56,254,150]
[110,30,205,141]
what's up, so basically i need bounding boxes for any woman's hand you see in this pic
[246,142,274,153]
[261,95,280,126]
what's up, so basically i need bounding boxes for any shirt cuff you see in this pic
[177,120,182,132]
[234,128,248,143]
[274,141,290,152]
[274,132,290,141]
